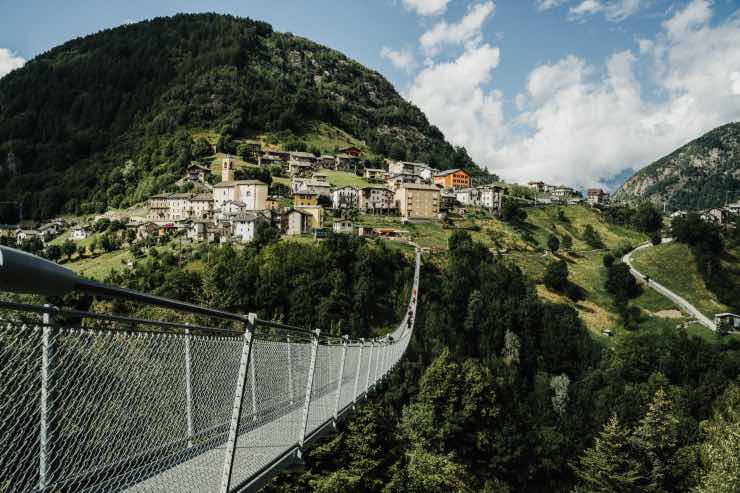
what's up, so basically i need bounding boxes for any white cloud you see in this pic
[568,0,646,22]
[380,46,418,73]
[0,48,25,78]
[662,0,711,36]
[401,0,451,16]
[536,0,569,11]
[407,0,740,189]
[408,44,507,163]
[420,2,496,56]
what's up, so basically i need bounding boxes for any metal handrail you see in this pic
[0,245,247,323]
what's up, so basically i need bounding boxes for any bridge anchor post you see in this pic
[297,328,320,459]
[332,336,348,427]
[219,313,256,493]
[39,304,54,491]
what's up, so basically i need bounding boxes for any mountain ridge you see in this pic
[0,13,481,219]
[613,122,740,210]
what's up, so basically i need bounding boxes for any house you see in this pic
[587,188,610,206]
[283,209,312,236]
[0,224,17,239]
[38,222,63,240]
[332,220,354,234]
[319,155,335,168]
[186,163,211,183]
[295,205,324,229]
[455,188,480,207]
[166,193,194,221]
[528,181,546,192]
[434,168,470,190]
[187,220,213,242]
[387,173,425,191]
[217,200,246,221]
[727,202,740,215]
[479,185,505,215]
[213,180,268,211]
[359,186,395,214]
[714,313,740,331]
[294,192,319,207]
[334,153,359,171]
[395,183,441,219]
[364,168,387,180]
[703,208,730,225]
[332,186,359,209]
[312,173,328,183]
[338,146,362,157]
[390,161,433,181]
[71,226,91,241]
[148,194,171,223]
[440,190,457,209]
[16,229,42,244]
[191,193,214,219]
[375,228,411,241]
[290,151,318,164]
[258,153,286,167]
[288,161,314,177]
[136,222,159,241]
[242,142,262,161]
[231,213,268,243]
[553,186,576,199]
[304,180,332,198]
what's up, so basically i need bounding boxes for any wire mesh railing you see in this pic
[0,248,420,492]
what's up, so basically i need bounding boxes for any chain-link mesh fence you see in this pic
[0,250,420,492]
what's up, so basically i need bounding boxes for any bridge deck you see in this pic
[125,389,337,492]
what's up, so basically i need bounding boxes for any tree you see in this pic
[603,253,615,268]
[693,384,740,493]
[77,244,87,258]
[547,234,560,253]
[605,262,640,302]
[544,260,568,292]
[583,224,604,249]
[501,199,527,224]
[650,231,662,246]
[562,234,573,250]
[632,203,663,233]
[100,235,117,252]
[573,415,643,492]
[45,244,62,262]
[62,239,76,260]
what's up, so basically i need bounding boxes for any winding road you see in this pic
[622,239,716,331]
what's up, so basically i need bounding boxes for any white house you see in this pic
[332,220,354,234]
[217,200,246,221]
[364,168,387,180]
[166,193,193,221]
[191,193,213,219]
[479,185,505,215]
[231,213,267,243]
[71,226,91,241]
[304,180,332,198]
[331,186,358,209]
[455,188,480,207]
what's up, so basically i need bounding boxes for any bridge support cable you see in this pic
[0,245,422,492]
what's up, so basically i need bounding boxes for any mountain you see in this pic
[613,123,740,210]
[0,13,481,220]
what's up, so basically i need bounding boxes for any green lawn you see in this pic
[319,169,372,188]
[630,241,731,320]
[67,249,132,280]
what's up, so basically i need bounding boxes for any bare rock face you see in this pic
[612,122,740,210]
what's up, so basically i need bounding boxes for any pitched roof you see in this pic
[214,180,267,188]
[192,193,213,201]
[400,183,442,191]
[435,168,469,177]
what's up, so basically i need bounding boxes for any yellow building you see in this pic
[294,192,319,207]
[395,184,441,219]
[295,205,324,228]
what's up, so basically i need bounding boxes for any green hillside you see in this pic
[630,241,732,319]
[0,13,482,220]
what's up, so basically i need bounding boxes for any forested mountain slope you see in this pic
[613,122,740,210]
[0,13,479,219]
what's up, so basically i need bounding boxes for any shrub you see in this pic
[650,231,662,246]
[602,253,615,268]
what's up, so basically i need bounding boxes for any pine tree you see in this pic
[573,415,643,492]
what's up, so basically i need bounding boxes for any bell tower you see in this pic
[222,155,234,182]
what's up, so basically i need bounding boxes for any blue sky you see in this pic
[1,0,740,188]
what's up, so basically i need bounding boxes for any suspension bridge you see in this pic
[0,245,421,492]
